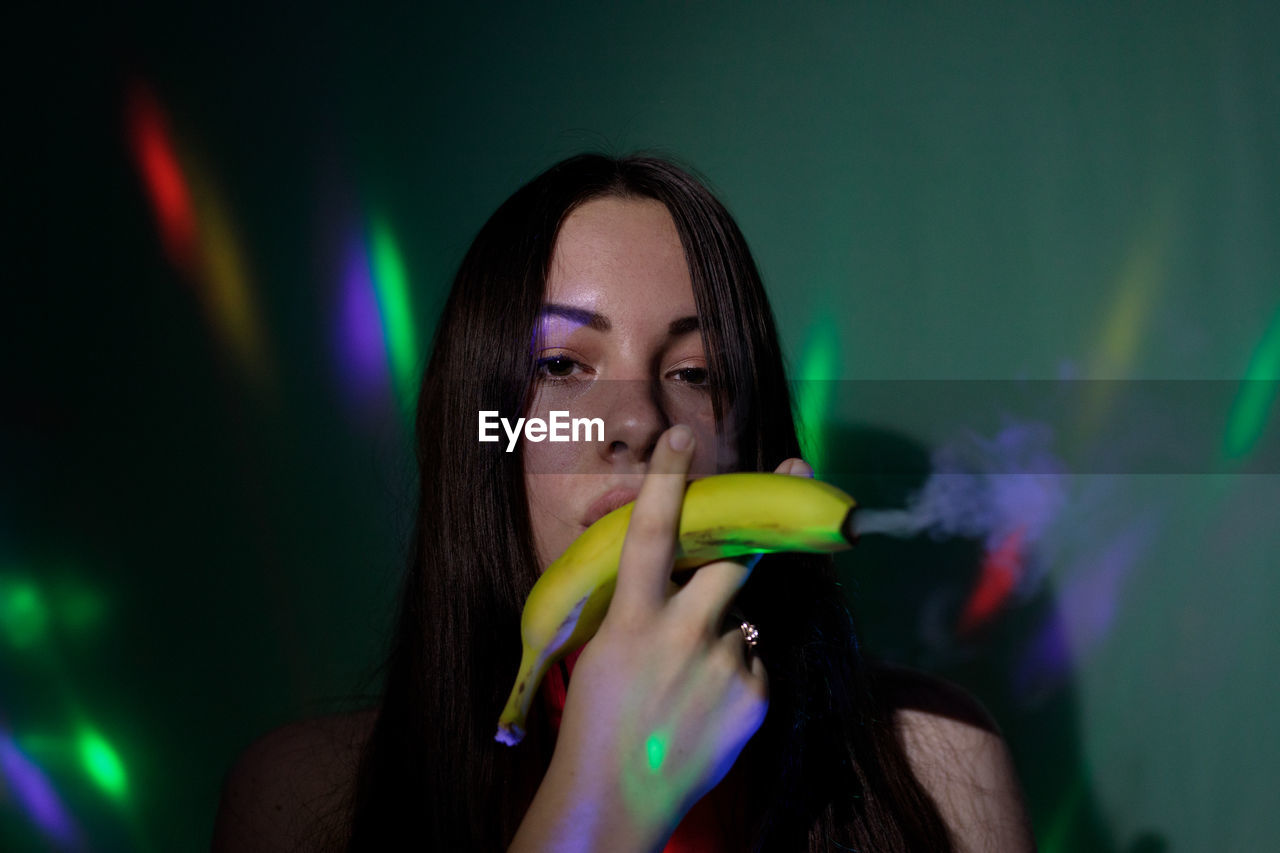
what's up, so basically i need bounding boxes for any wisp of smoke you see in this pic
[856,422,1066,551]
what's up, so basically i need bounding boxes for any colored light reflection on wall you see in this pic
[369,218,420,411]
[0,566,131,845]
[77,730,129,802]
[337,217,420,414]
[0,733,79,848]
[1,578,49,649]
[125,79,271,386]
[338,231,390,397]
[56,580,106,636]
[1014,519,1153,703]
[794,315,838,474]
[957,526,1026,636]
[1089,230,1163,378]
[2,573,107,648]
[125,83,199,274]
[190,170,270,384]
[1224,302,1280,459]
[1076,208,1170,437]
[1040,772,1087,853]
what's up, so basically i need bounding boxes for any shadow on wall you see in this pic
[823,422,1165,853]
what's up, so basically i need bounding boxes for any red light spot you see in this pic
[957,526,1026,637]
[126,81,198,274]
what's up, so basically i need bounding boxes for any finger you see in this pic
[773,457,814,478]
[609,425,696,621]
[670,554,761,636]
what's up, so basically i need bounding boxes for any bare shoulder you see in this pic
[211,708,379,852]
[875,664,1038,852]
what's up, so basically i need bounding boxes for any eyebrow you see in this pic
[666,315,700,337]
[539,303,700,337]
[540,303,610,331]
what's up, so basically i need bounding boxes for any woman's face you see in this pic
[523,196,736,571]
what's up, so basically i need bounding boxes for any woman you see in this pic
[212,154,1034,851]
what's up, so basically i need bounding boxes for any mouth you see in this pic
[582,487,640,528]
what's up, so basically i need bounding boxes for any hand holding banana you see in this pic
[508,427,854,851]
[496,430,858,746]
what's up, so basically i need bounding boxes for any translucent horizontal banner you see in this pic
[452,379,1280,475]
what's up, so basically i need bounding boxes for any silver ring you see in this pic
[739,621,759,649]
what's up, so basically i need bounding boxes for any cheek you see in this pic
[521,429,584,475]
[691,412,738,474]
[523,471,575,569]
[661,389,736,473]
[522,385,595,475]
[523,473,562,525]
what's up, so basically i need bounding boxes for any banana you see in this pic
[495,472,857,745]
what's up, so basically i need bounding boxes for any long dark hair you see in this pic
[342,154,954,851]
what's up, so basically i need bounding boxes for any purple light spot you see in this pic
[1014,611,1073,703]
[1057,522,1151,647]
[0,733,78,847]
[1014,519,1155,704]
[337,233,389,398]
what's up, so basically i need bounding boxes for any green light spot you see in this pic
[795,316,839,475]
[0,579,49,648]
[645,732,667,772]
[1225,304,1280,460]
[370,217,419,414]
[78,730,129,801]
[1039,773,1085,853]
[53,573,107,635]
[622,722,686,830]
[16,733,67,763]
[58,580,106,634]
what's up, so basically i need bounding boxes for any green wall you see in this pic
[7,1,1278,849]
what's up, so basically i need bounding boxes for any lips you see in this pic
[582,487,640,528]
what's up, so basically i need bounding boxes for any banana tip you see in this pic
[495,724,525,747]
[841,506,860,545]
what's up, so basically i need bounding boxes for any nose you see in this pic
[596,379,669,466]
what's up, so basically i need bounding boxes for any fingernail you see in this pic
[668,425,693,451]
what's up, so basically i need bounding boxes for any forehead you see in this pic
[545,196,694,314]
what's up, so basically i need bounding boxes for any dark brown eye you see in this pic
[673,367,709,385]
[536,356,578,379]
